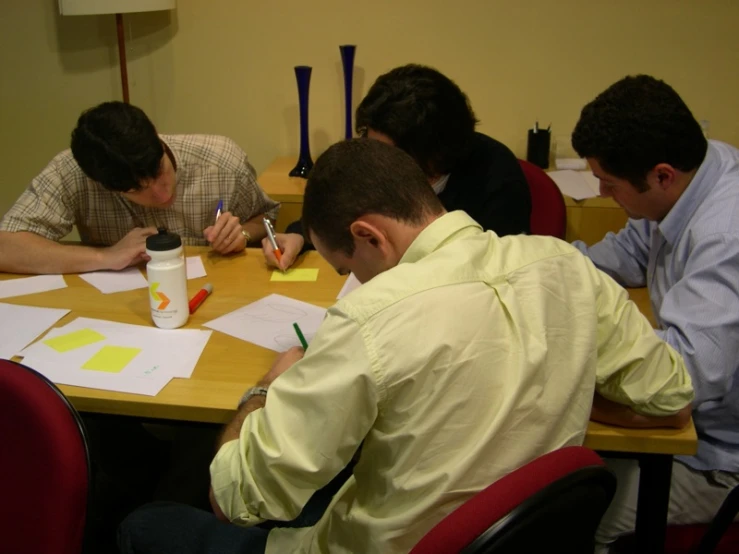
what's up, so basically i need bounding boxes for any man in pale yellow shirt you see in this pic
[119,139,693,554]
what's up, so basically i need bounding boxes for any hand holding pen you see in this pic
[260,229,305,271]
[204,199,246,254]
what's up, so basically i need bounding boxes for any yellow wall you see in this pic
[2,0,738,221]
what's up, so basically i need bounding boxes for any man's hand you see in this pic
[259,346,305,387]
[204,212,246,254]
[261,233,305,270]
[103,227,157,270]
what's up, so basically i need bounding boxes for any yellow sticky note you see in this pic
[81,346,141,373]
[270,268,319,282]
[43,329,106,353]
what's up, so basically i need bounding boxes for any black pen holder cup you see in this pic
[527,129,551,169]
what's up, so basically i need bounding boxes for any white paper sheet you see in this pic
[0,274,67,299]
[203,293,326,352]
[547,170,601,200]
[79,258,206,295]
[554,158,587,170]
[336,273,362,299]
[79,267,149,294]
[186,256,207,279]
[0,303,70,359]
[19,317,212,396]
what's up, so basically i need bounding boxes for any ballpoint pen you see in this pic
[263,217,283,264]
[215,199,223,222]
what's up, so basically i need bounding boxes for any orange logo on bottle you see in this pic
[149,282,171,309]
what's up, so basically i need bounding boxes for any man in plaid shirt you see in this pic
[0,102,279,274]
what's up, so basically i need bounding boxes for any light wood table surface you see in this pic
[2,250,695,457]
[564,195,629,245]
[3,247,344,423]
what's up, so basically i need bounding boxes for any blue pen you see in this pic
[215,199,223,222]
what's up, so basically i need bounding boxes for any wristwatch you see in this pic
[241,228,251,246]
[238,385,268,408]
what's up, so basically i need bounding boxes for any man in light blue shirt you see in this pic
[571,75,739,551]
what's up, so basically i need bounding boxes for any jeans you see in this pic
[118,462,355,554]
[118,502,269,554]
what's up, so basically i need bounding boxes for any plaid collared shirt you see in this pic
[0,134,279,246]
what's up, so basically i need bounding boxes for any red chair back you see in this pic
[519,159,567,239]
[0,359,90,554]
[410,446,615,554]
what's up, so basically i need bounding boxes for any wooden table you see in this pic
[258,157,630,244]
[565,195,629,245]
[2,248,693,553]
[3,247,345,423]
[3,248,665,428]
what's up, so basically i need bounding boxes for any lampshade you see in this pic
[59,0,175,16]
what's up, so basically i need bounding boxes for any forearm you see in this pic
[217,394,266,448]
[0,231,109,274]
[590,393,692,429]
[211,392,266,519]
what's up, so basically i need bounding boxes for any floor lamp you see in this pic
[59,0,176,103]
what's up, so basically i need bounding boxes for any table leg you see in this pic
[635,454,673,554]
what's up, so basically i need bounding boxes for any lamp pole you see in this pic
[115,13,130,103]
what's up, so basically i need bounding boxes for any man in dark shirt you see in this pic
[262,64,531,270]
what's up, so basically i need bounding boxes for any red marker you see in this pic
[188,283,213,314]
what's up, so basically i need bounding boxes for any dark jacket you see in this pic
[287,132,531,240]
[438,132,530,236]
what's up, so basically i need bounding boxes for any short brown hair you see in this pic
[302,139,444,255]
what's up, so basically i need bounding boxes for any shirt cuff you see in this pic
[210,439,265,526]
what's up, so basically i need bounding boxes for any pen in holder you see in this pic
[527,126,551,169]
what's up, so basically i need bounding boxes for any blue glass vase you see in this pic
[289,66,314,178]
[339,45,356,140]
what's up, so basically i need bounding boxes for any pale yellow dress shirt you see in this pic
[211,211,693,554]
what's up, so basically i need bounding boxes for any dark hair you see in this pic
[302,139,445,256]
[355,64,479,177]
[572,75,707,190]
[70,101,164,192]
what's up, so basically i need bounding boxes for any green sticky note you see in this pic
[81,346,141,373]
[270,268,319,282]
[43,328,106,353]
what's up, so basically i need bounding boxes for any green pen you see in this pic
[293,322,309,349]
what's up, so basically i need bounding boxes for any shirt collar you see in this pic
[431,174,451,195]
[400,211,483,265]
[160,135,184,187]
[658,141,719,246]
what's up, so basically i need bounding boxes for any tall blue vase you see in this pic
[339,45,356,140]
[289,66,314,178]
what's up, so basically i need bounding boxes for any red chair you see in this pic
[614,484,739,554]
[0,359,91,554]
[410,446,615,554]
[518,159,567,239]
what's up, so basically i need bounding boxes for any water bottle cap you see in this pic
[146,228,182,251]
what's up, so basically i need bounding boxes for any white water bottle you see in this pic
[146,228,188,329]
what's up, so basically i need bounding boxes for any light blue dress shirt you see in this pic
[574,141,739,472]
